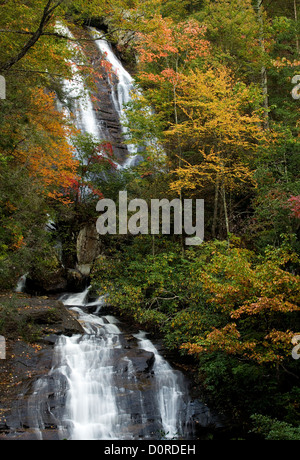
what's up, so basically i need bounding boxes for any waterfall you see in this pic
[15,273,28,293]
[26,289,194,440]
[19,27,200,441]
[90,29,135,144]
[90,28,145,168]
[134,331,186,439]
[55,22,102,141]
[53,323,123,440]
[55,22,145,170]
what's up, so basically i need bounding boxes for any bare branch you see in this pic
[0,0,64,72]
[0,28,131,43]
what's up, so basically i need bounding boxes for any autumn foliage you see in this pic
[180,243,300,365]
[0,0,300,439]
[1,87,79,204]
[288,196,300,219]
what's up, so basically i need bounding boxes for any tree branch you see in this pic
[0,28,122,43]
[0,0,64,72]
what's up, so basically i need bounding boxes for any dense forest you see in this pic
[0,0,300,440]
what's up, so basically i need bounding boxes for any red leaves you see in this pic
[92,142,117,170]
[63,142,118,203]
[64,176,103,202]
[288,195,300,219]
[136,16,209,66]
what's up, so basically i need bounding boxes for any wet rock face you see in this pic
[0,296,84,440]
[26,269,68,296]
[104,347,156,374]
[93,73,129,162]
[76,26,130,164]
[0,336,158,440]
[0,296,225,441]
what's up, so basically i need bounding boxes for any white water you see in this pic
[27,289,192,440]
[55,22,101,140]
[90,28,144,169]
[134,331,186,439]
[49,292,131,440]
[15,273,27,293]
[23,28,192,440]
[56,23,144,169]
[53,324,124,440]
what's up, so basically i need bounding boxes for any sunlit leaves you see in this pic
[180,242,300,365]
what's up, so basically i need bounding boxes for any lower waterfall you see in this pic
[27,289,196,441]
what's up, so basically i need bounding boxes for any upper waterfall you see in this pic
[55,22,143,168]
[55,22,102,140]
[90,27,144,167]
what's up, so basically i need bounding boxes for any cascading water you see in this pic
[27,289,195,440]
[53,318,124,440]
[55,22,102,140]
[134,331,187,439]
[90,30,135,144]
[14,273,28,293]
[90,28,145,168]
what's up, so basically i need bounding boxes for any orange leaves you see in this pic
[231,296,300,320]
[11,87,79,203]
[136,15,210,73]
[181,323,257,357]
[272,57,300,69]
[181,324,296,364]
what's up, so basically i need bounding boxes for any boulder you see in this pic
[76,264,92,277]
[26,268,68,296]
[66,269,86,292]
[76,224,102,268]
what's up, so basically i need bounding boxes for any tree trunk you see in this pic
[294,0,299,55]
[173,60,185,257]
[212,173,220,239]
[222,183,230,241]
[256,0,269,131]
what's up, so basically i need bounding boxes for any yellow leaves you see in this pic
[165,65,267,195]
[178,244,300,364]
[181,323,257,358]
[170,148,256,196]
[167,66,264,148]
